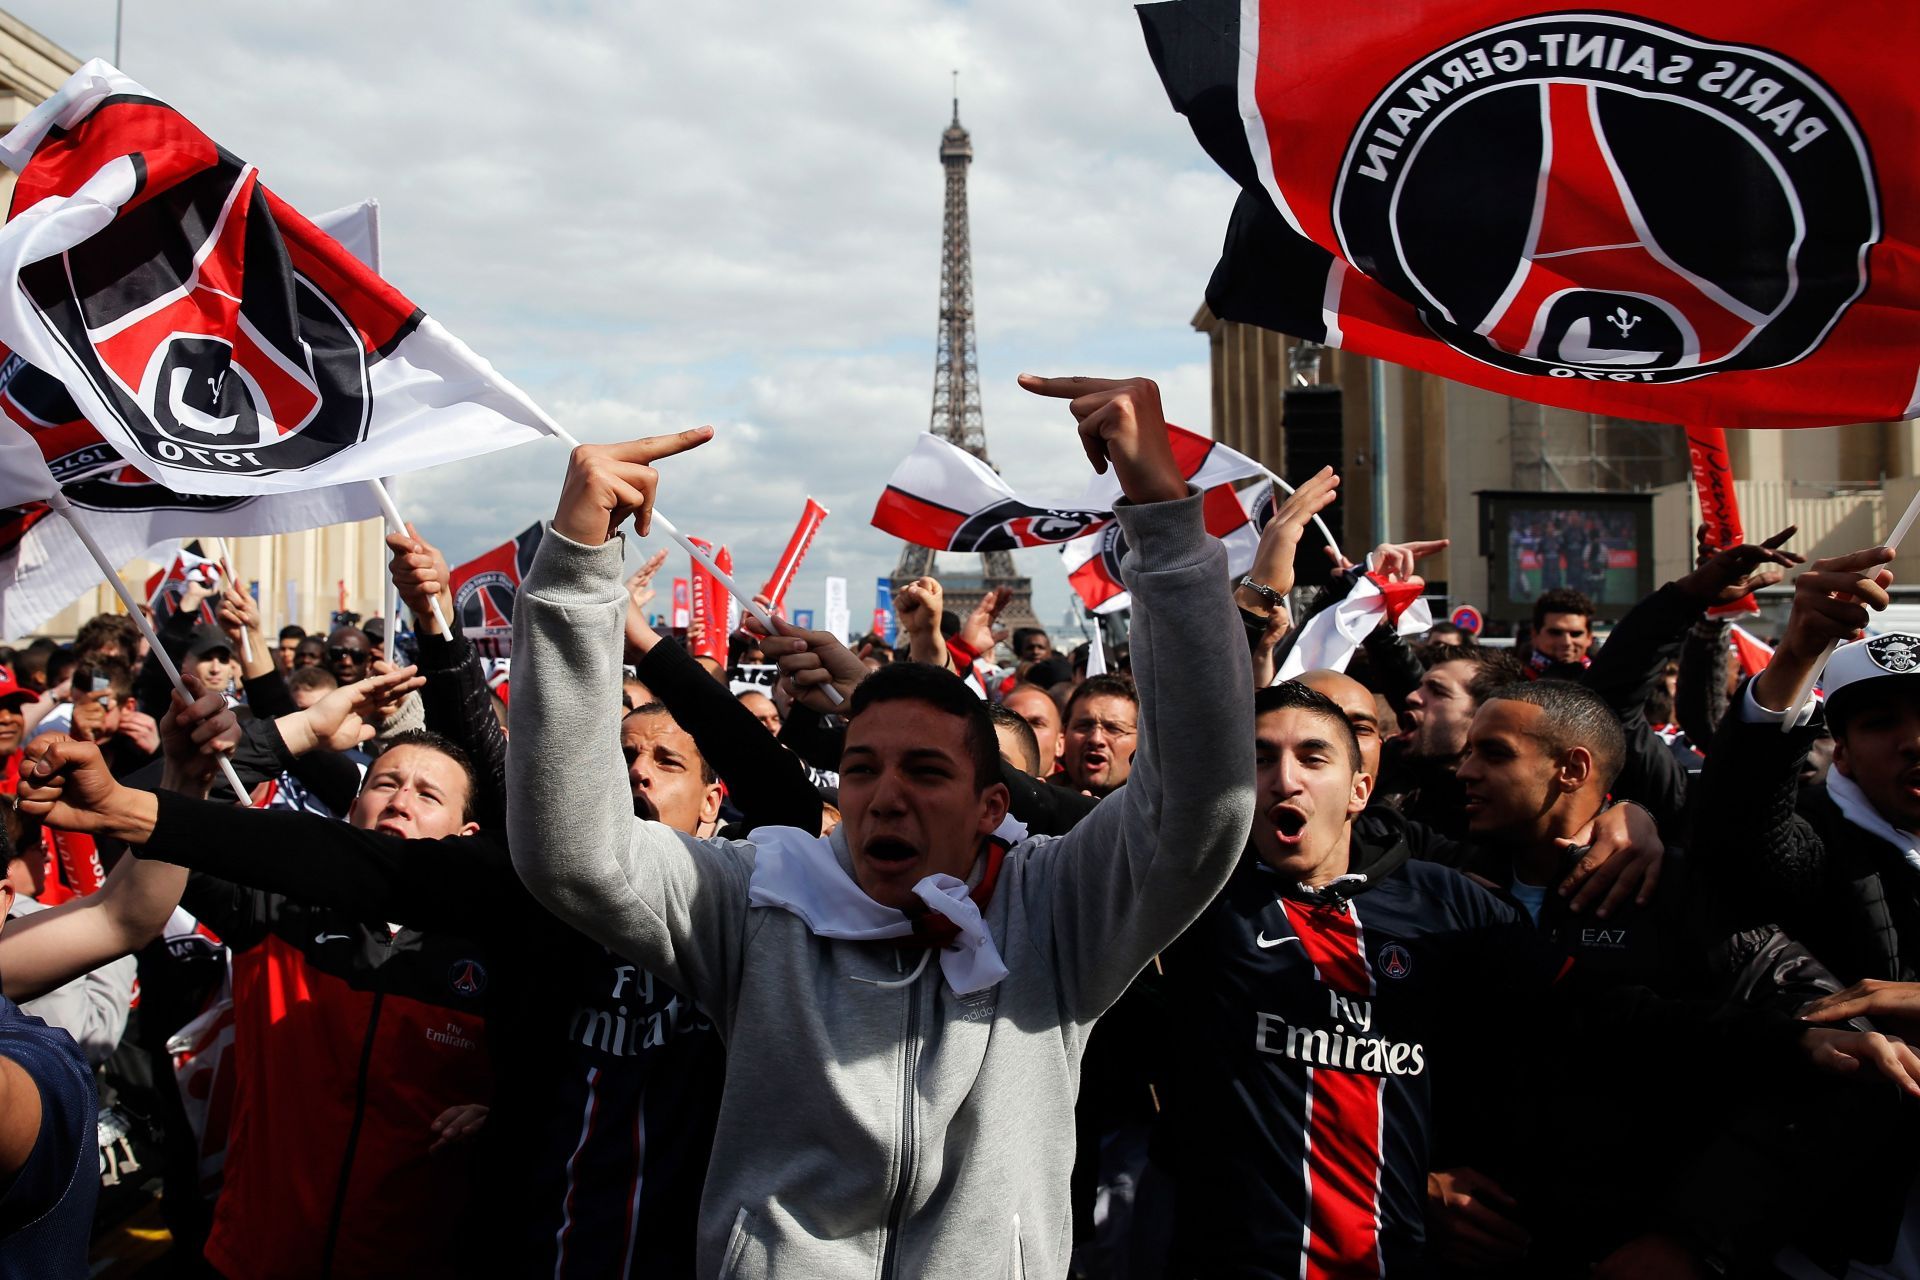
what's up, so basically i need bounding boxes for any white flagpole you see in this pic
[364,478,451,639]
[1778,486,1920,731]
[539,423,843,704]
[48,494,247,800]
[206,536,252,666]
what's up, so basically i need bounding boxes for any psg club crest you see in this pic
[448,958,489,998]
[948,500,1108,553]
[17,141,379,479]
[1866,634,1920,674]
[1377,942,1413,980]
[1332,13,1877,385]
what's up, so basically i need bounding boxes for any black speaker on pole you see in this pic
[1282,385,1344,584]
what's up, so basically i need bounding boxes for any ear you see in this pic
[1557,745,1596,793]
[0,882,15,922]
[1346,767,1373,819]
[977,780,1010,835]
[458,820,482,838]
[699,781,724,827]
[1830,736,1854,779]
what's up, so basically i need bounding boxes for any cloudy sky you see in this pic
[4,1,1237,635]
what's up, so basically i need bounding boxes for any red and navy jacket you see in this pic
[166,855,496,1280]
[1153,835,1566,1279]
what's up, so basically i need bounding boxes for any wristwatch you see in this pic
[1236,575,1286,609]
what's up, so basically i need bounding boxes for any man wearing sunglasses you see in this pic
[324,627,373,685]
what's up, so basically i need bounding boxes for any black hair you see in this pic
[279,625,307,642]
[1064,674,1139,725]
[987,702,1041,775]
[1254,680,1363,771]
[847,661,999,791]
[1532,588,1596,631]
[1419,643,1525,707]
[1484,679,1626,792]
[368,729,481,824]
[1011,627,1049,651]
[622,702,717,784]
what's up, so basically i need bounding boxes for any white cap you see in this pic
[1824,632,1920,713]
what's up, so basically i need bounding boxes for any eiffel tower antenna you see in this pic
[892,81,1036,638]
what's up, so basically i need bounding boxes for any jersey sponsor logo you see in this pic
[1577,926,1630,950]
[424,1019,477,1051]
[1333,13,1876,386]
[1865,634,1920,673]
[568,962,712,1058]
[1254,990,1428,1077]
[1377,941,1413,979]
[448,958,489,997]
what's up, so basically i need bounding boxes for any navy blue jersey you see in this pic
[0,996,96,1280]
[1157,849,1567,1280]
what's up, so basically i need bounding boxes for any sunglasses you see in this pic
[327,646,369,661]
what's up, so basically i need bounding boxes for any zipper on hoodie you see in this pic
[320,987,385,1278]
[878,954,922,1280]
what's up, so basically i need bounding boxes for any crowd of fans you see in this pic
[0,378,1917,1279]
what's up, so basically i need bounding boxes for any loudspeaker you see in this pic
[1282,385,1344,584]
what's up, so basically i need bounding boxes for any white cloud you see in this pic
[3,0,1236,629]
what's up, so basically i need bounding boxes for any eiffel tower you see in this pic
[891,82,1036,640]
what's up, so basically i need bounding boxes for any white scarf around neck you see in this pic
[1827,769,1920,876]
[746,817,1028,995]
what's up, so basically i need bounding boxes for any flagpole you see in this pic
[1777,485,1920,731]
[48,494,247,801]
[206,536,253,666]
[364,479,451,639]
[538,423,843,704]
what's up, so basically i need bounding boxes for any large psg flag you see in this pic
[0,349,379,635]
[450,522,545,658]
[0,60,556,498]
[1140,0,1917,429]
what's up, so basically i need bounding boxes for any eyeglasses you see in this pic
[1067,718,1137,739]
[327,646,369,661]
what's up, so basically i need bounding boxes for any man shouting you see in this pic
[507,375,1256,1279]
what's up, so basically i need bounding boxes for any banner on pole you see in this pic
[824,576,850,642]
[448,521,545,659]
[875,578,898,645]
[671,578,691,631]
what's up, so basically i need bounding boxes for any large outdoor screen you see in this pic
[1479,490,1656,623]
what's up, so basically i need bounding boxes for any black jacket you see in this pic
[1581,582,1700,838]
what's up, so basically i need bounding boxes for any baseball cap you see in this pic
[0,670,35,707]
[186,625,234,660]
[1823,632,1920,724]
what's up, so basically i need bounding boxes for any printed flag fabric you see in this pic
[0,59,558,497]
[1063,481,1262,614]
[0,346,379,635]
[873,424,1266,553]
[448,521,545,660]
[145,544,221,626]
[1276,573,1434,682]
[1141,0,1920,429]
[1729,623,1775,678]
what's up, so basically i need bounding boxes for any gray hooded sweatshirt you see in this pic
[507,488,1253,1279]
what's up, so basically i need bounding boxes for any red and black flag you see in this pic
[1140,0,1918,429]
[0,60,556,499]
[450,522,545,659]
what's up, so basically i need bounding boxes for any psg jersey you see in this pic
[1156,841,1568,1279]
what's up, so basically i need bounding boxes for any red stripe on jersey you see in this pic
[1283,900,1384,1280]
[553,1067,603,1278]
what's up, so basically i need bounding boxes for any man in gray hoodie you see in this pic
[506,374,1256,1279]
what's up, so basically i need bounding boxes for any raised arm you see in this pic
[388,524,510,828]
[507,429,756,1010]
[1014,374,1257,1019]
[0,687,237,1000]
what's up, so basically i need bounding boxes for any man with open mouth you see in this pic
[507,373,1256,1280]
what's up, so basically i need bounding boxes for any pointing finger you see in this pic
[594,427,715,466]
[1017,373,1136,401]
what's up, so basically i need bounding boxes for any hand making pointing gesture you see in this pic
[551,428,715,546]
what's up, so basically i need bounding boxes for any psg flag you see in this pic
[1140,0,1919,429]
[450,522,545,659]
[0,60,557,499]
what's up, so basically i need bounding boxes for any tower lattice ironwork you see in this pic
[892,85,1035,637]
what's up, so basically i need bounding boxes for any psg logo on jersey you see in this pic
[448,958,489,997]
[1332,13,1878,385]
[948,500,1109,553]
[1377,942,1413,980]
